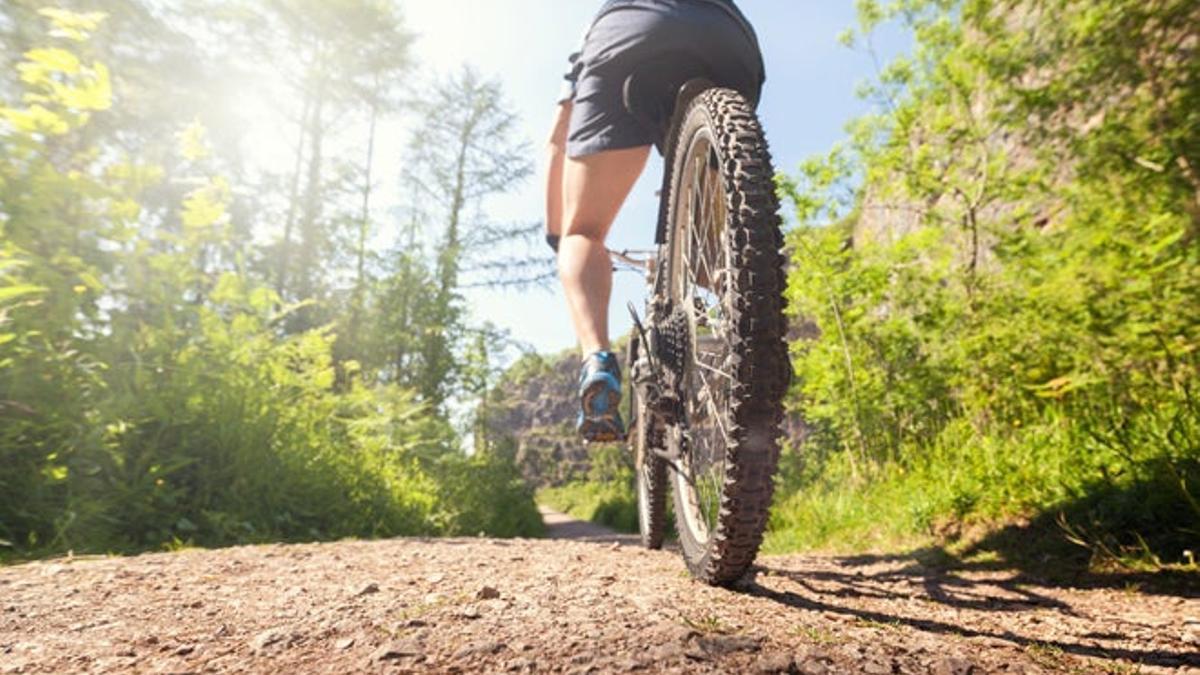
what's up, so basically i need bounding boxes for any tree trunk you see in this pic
[347,87,379,362]
[292,70,327,329]
[276,85,313,298]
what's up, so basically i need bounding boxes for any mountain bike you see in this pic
[616,56,789,586]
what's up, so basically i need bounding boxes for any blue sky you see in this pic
[395,1,910,358]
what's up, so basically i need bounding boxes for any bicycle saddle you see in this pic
[622,52,714,155]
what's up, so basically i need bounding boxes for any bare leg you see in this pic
[559,145,651,355]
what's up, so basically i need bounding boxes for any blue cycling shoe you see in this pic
[577,350,625,443]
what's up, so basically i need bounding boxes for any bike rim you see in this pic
[634,392,652,535]
[669,127,733,547]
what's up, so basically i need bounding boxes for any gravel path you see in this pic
[537,507,635,545]
[1,511,1196,674]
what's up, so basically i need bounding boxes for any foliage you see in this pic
[400,66,538,409]
[0,6,542,561]
[427,451,545,538]
[775,0,1199,570]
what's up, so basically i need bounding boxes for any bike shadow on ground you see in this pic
[743,561,1198,669]
[745,499,1199,670]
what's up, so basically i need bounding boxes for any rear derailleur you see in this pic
[628,300,690,463]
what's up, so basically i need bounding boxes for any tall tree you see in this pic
[400,66,533,407]
[207,0,414,326]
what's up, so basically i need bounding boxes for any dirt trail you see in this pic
[1,510,1196,674]
[537,506,637,545]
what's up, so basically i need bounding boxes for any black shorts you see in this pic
[561,0,765,158]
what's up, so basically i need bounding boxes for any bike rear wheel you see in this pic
[662,87,788,585]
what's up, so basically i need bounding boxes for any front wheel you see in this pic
[662,88,788,585]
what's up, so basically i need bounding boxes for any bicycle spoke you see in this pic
[672,139,737,541]
[693,361,731,445]
[694,354,734,382]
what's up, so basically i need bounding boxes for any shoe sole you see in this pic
[579,380,625,443]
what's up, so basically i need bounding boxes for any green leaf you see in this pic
[178,121,211,161]
[0,104,69,135]
[0,284,44,303]
[37,8,108,42]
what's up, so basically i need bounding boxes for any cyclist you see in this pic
[544,0,764,442]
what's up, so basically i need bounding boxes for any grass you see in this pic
[795,624,840,645]
[1023,642,1067,670]
[681,612,732,634]
[764,413,1200,587]
[537,480,638,534]
[535,410,1198,596]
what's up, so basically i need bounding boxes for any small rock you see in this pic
[647,643,686,663]
[371,639,422,662]
[453,641,505,660]
[617,655,648,671]
[356,582,380,596]
[459,605,482,619]
[756,652,797,674]
[507,657,534,671]
[932,657,976,675]
[684,643,710,661]
[796,648,833,675]
[477,585,501,600]
[797,659,830,675]
[114,648,136,658]
[968,635,1009,649]
[820,611,849,623]
[250,629,287,653]
[335,637,355,650]
[699,634,761,656]
[426,573,446,584]
[174,645,195,657]
[609,542,620,550]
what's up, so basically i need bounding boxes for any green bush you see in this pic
[0,12,542,560]
[772,0,1199,571]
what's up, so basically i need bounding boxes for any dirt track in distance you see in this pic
[2,508,1197,674]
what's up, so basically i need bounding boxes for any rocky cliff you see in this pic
[483,349,594,488]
